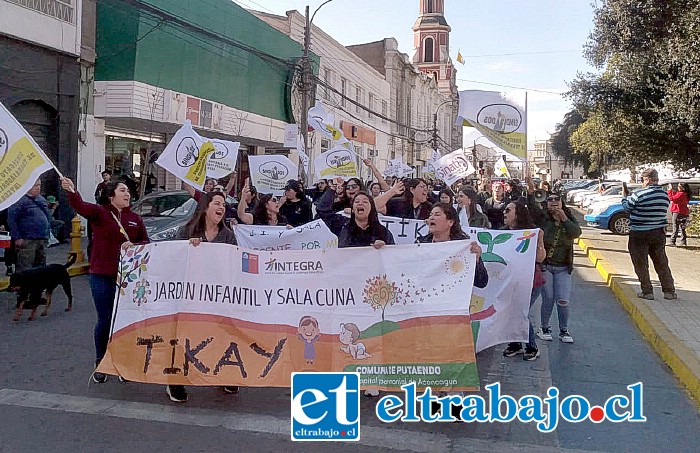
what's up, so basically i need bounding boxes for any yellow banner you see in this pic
[0,137,52,209]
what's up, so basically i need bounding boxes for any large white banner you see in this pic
[233,220,338,251]
[155,121,239,189]
[98,241,480,390]
[247,154,298,196]
[433,149,476,186]
[457,90,527,159]
[0,102,54,210]
[384,159,414,178]
[240,218,536,353]
[314,145,359,180]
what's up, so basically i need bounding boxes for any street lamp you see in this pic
[432,99,456,151]
[300,1,335,183]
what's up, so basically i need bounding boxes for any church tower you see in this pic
[412,0,457,97]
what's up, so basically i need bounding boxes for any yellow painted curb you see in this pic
[577,237,700,407]
[0,263,90,291]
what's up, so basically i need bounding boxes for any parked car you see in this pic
[572,181,623,206]
[581,184,641,208]
[585,188,699,235]
[131,190,237,241]
[565,180,605,203]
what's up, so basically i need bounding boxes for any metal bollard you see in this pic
[69,215,85,264]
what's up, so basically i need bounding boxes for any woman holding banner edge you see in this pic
[165,190,239,403]
[60,177,149,384]
[338,191,395,397]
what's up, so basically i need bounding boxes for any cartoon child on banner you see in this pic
[339,323,372,360]
[298,315,320,364]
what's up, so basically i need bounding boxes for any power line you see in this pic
[456,78,566,95]
[459,50,580,58]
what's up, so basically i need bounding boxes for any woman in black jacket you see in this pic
[338,192,395,249]
[280,179,312,227]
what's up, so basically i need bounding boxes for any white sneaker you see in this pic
[559,330,574,344]
[536,327,553,341]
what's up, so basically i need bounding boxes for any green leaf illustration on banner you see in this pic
[477,232,510,265]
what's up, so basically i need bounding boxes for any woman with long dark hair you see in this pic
[60,177,148,384]
[237,179,288,226]
[456,187,491,228]
[332,177,364,212]
[536,193,581,344]
[377,178,432,220]
[338,192,395,248]
[165,191,238,403]
[668,182,692,246]
[501,201,546,361]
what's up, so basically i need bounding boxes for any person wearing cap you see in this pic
[280,179,312,227]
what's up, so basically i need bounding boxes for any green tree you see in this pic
[568,0,700,170]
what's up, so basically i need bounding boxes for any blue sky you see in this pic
[235,0,597,148]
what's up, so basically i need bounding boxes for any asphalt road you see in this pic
[0,246,698,452]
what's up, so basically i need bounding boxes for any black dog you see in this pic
[9,252,77,321]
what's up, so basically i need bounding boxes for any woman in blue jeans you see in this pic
[62,177,149,383]
[536,194,581,344]
[502,201,546,361]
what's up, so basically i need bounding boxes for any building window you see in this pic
[323,68,331,100]
[320,138,331,153]
[355,86,362,114]
[427,0,434,13]
[368,93,374,118]
[424,37,434,63]
[341,78,347,107]
[382,100,388,124]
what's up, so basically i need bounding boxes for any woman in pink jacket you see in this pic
[668,182,692,246]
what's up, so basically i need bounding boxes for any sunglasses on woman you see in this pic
[547,196,561,202]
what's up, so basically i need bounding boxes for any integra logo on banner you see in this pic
[476,104,522,134]
[242,252,259,274]
[264,258,324,274]
[291,372,360,442]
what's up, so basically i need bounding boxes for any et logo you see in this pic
[291,372,360,441]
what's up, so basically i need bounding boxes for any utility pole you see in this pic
[299,5,311,185]
[432,112,438,152]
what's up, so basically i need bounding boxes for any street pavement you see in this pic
[0,242,699,452]
[572,208,700,404]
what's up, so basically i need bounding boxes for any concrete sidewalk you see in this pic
[573,211,700,406]
[0,243,89,290]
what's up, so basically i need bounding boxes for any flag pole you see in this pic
[524,91,528,178]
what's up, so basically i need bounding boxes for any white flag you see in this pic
[205,138,240,180]
[427,149,442,172]
[0,102,55,210]
[457,90,527,158]
[248,154,298,196]
[314,145,359,180]
[307,102,344,141]
[494,155,511,178]
[433,149,476,186]
[386,159,413,177]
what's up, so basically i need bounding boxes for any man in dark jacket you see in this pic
[8,179,51,272]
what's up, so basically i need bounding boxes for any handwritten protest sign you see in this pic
[233,220,338,251]
[98,241,479,391]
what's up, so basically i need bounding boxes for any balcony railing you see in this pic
[5,0,74,24]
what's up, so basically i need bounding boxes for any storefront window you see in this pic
[105,133,165,198]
